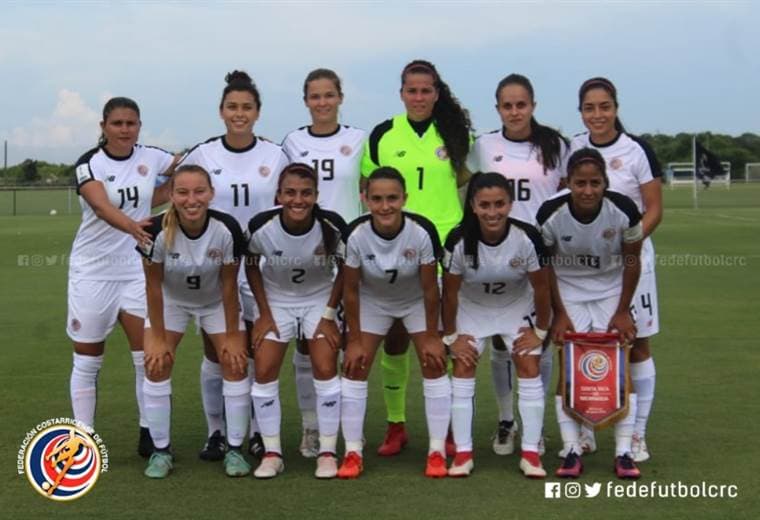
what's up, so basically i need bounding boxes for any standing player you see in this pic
[570,77,662,462]
[467,74,569,456]
[537,148,643,479]
[338,167,450,479]
[67,97,175,457]
[361,59,472,455]
[281,69,366,458]
[139,165,249,479]
[180,70,289,461]
[245,163,347,480]
[442,173,551,478]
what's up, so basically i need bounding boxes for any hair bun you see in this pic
[225,70,253,86]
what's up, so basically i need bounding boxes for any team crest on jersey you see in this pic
[20,419,108,501]
[403,248,417,260]
[314,245,326,256]
[579,350,611,382]
[137,165,149,177]
[396,150,407,158]
[493,155,503,162]
[602,228,616,241]
[435,146,448,160]
[510,257,524,268]
[610,158,623,170]
[207,248,223,260]
[70,319,81,332]
[211,169,222,176]
[340,145,352,156]
[259,166,271,177]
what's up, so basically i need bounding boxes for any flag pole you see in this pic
[692,135,698,210]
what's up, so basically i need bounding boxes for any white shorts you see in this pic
[265,303,328,343]
[631,266,659,338]
[457,297,540,356]
[565,295,620,333]
[67,278,145,343]
[358,298,427,336]
[239,281,259,323]
[145,299,244,335]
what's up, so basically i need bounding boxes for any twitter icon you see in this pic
[584,483,602,498]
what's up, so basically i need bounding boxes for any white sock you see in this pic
[555,395,581,455]
[615,393,638,456]
[517,376,544,453]
[631,358,656,438]
[223,378,251,449]
[70,353,103,428]
[340,379,367,455]
[131,351,148,428]
[313,376,341,454]
[251,380,281,454]
[200,357,224,437]
[451,377,475,453]
[490,347,514,423]
[143,378,172,450]
[539,346,554,395]
[248,357,259,436]
[293,350,318,430]
[580,423,596,444]
[423,375,451,455]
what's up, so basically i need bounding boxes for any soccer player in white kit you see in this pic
[570,77,662,463]
[281,69,366,458]
[245,163,347,479]
[180,70,289,461]
[442,172,551,478]
[467,74,569,456]
[138,165,249,479]
[337,167,450,479]
[67,97,176,457]
[537,148,644,479]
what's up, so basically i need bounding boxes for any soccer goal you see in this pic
[667,162,731,189]
[744,163,760,183]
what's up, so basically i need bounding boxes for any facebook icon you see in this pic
[544,482,561,499]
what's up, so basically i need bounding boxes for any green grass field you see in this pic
[2,185,759,519]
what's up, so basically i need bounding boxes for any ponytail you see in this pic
[162,205,179,251]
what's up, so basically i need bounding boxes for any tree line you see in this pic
[1,132,759,186]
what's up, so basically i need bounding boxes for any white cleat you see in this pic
[631,434,651,462]
[492,421,517,456]
[254,454,284,479]
[579,429,597,454]
[299,428,319,458]
[314,454,338,479]
[519,456,547,479]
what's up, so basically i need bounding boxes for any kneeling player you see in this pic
[245,163,347,479]
[139,165,249,479]
[442,172,551,478]
[537,148,643,479]
[339,167,450,479]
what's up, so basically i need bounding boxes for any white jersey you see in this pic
[344,211,442,308]
[537,191,643,303]
[467,128,568,224]
[247,207,347,307]
[180,135,289,231]
[570,132,662,213]
[70,144,174,281]
[282,125,366,222]
[443,218,546,309]
[140,209,246,308]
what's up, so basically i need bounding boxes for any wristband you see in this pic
[322,307,337,320]
[534,327,548,341]
[442,333,458,347]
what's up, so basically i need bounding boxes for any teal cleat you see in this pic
[144,451,173,479]
[224,449,251,477]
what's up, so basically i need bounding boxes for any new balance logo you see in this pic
[169,253,180,259]
[561,236,572,242]
[384,385,400,391]
[211,169,222,176]
[365,254,376,261]
[493,155,503,162]
[300,151,309,157]
[107,175,116,182]
[396,150,407,157]
[261,400,275,408]
[272,250,284,256]
[321,401,337,408]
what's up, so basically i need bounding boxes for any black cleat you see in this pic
[138,426,154,458]
[248,432,265,459]
[199,430,227,461]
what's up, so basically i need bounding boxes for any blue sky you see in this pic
[1,1,757,165]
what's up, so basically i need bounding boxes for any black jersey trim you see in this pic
[510,218,549,266]
[405,211,443,260]
[367,118,394,167]
[136,213,165,259]
[143,144,174,156]
[222,135,257,154]
[101,145,135,162]
[209,209,247,259]
[589,131,622,148]
[628,134,663,179]
[536,193,571,226]
[370,212,406,241]
[343,214,372,244]
[408,116,433,138]
[177,136,222,166]
[501,127,530,144]
[443,225,464,253]
[179,212,211,241]
[604,190,642,227]
[247,207,281,237]
[279,213,317,237]
[75,147,100,168]
[307,125,341,138]
[316,207,349,237]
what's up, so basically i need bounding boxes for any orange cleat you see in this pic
[425,451,448,478]
[377,422,408,456]
[337,451,364,479]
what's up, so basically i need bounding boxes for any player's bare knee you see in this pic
[513,355,540,379]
